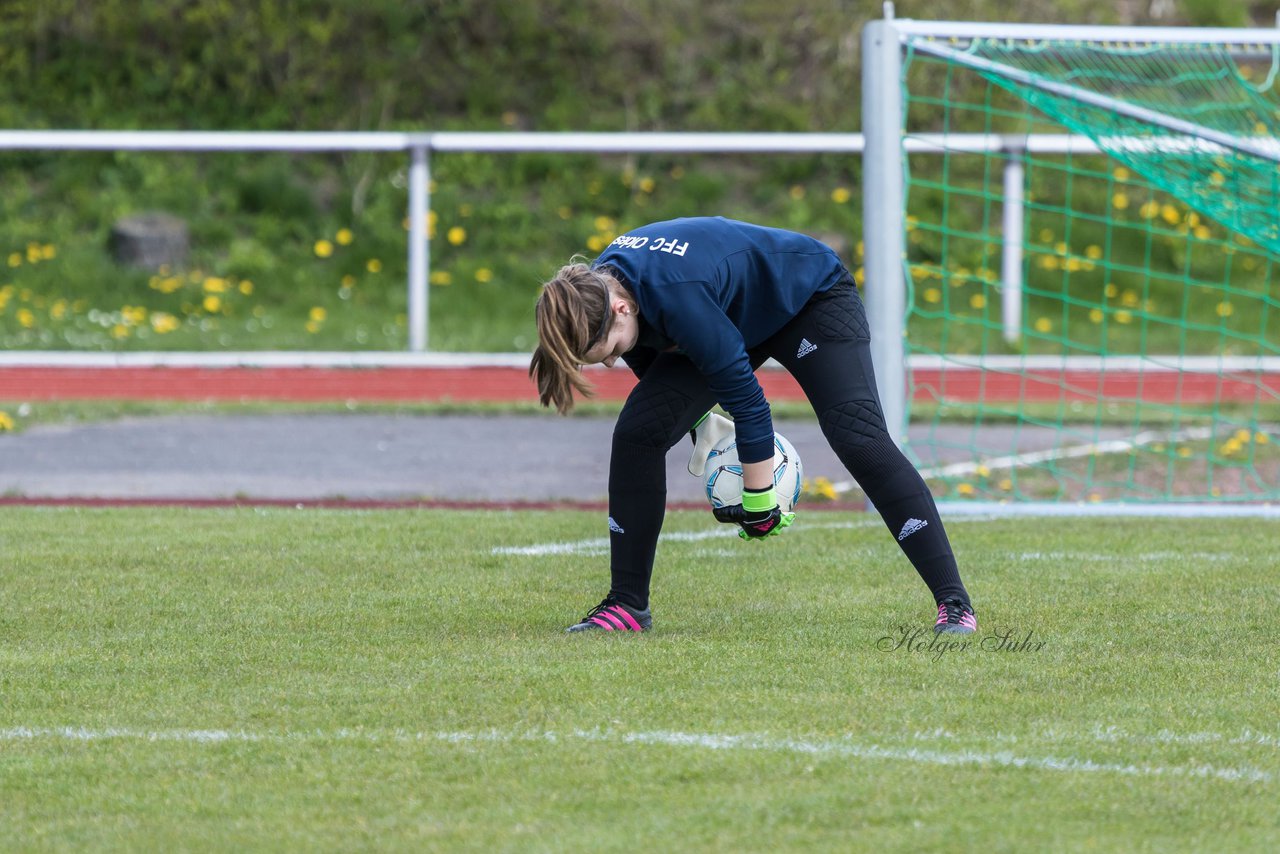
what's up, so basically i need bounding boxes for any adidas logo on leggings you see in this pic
[897,518,928,540]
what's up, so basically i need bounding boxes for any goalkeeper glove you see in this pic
[687,411,735,478]
[712,485,796,540]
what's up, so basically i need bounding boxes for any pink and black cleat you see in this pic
[566,596,651,633]
[934,598,978,635]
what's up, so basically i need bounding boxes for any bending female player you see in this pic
[529,216,977,635]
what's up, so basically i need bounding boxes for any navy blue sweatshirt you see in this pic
[593,217,845,464]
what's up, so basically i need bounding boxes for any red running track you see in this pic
[1,365,1278,403]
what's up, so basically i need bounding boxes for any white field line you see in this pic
[937,502,1280,518]
[491,518,884,557]
[0,726,1271,784]
[1010,550,1230,563]
[834,426,1216,495]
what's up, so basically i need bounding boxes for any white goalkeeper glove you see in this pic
[687,412,735,477]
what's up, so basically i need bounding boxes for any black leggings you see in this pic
[605,278,969,611]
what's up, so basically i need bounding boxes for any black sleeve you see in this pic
[620,346,658,380]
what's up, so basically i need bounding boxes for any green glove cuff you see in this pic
[741,486,777,513]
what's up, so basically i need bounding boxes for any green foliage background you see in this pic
[0,0,1273,351]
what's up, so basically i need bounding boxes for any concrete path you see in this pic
[0,413,1136,503]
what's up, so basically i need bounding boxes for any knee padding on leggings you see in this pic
[614,380,697,451]
[818,399,900,479]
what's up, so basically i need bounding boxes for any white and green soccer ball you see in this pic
[703,432,803,513]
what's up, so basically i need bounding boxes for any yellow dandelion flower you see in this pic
[638,177,656,194]
[50,300,67,320]
[956,482,976,496]
[447,226,466,246]
[831,187,852,204]
[1139,200,1160,219]
[1255,432,1270,445]
[1177,446,1192,458]
[594,216,615,232]
[1216,301,1234,317]
[111,324,130,339]
[314,239,334,258]
[1115,310,1133,324]
[969,294,987,310]
[1234,428,1251,442]
[1087,493,1103,503]
[336,228,354,245]
[998,478,1013,491]
[367,259,383,274]
[8,253,21,267]
[26,244,41,263]
[1210,171,1225,186]
[0,411,14,431]
[1194,225,1211,240]
[40,244,56,260]
[16,308,35,328]
[341,275,356,288]
[309,306,327,323]
[429,271,452,286]
[1085,245,1103,259]
[586,235,606,252]
[923,287,942,304]
[814,477,838,500]
[1089,308,1104,323]
[305,320,322,334]
[975,464,991,478]
[1104,283,1118,299]
[202,295,222,313]
[150,312,180,334]
[1034,317,1052,333]
[1038,255,1060,271]
[1161,204,1180,224]
[1112,192,1129,210]
[475,268,494,283]
[788,185,806,201]
[202,277,228,294]
[239,280,254,295]
[1113,166,1130,181]
[1038,228,1054,243]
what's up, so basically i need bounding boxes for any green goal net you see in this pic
[884,24,1280,506]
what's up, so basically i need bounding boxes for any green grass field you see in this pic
[2,506,1277,851]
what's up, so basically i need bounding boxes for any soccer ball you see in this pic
[703,432,803,513]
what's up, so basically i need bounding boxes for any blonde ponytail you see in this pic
[530,262,633,414]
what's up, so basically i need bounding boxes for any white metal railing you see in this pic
[0,128,1102,355]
